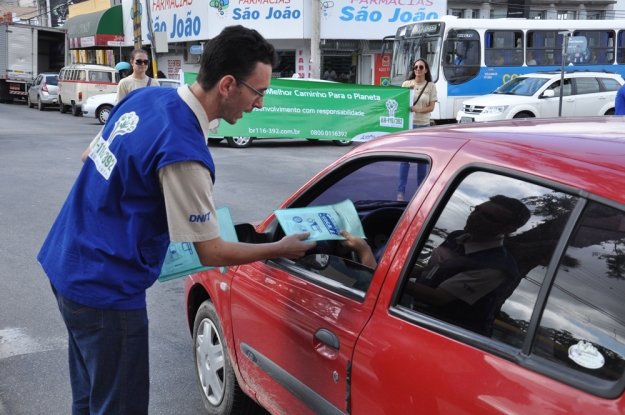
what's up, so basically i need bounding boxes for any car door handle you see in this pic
[315,328,340,350]
[565,98,574,102]
[599,96,606,99]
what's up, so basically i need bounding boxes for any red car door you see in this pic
[228,140,462,414]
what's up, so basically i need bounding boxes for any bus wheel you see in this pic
[332,140,353,146]
[513,112,533,119]
[226,137,253,148]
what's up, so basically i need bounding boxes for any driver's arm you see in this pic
[340,230,376,268]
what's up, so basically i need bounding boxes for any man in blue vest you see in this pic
[38,25,316,415]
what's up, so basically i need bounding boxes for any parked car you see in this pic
[158,78,180,89]
[184,116,625,415]
[82,79,180,124]
[457,71,624,123]
[27,72,58,111]
[81,92,116,125]
[58,64,119,116]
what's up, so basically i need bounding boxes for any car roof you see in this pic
[520,71,622,79]
[61,64,118,71]
[352,117,625,202]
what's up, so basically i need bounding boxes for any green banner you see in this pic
[183,73,412,142]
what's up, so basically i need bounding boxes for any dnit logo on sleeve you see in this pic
[189,211,211,223]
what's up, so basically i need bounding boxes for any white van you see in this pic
[58,64,119,116]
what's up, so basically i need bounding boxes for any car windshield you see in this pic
[492,77,549,96]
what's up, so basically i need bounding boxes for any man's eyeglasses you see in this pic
[414,65,425,70]
[134,59,150,66]
[237,79,264,99]
[469,205,505,224]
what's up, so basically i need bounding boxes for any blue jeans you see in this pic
[51,284,150,415]
[398,124,430,194]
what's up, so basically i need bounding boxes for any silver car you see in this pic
[27,73,59,111]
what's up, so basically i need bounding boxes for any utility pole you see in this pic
[557,31,572,117]
[133,0,142,50]
[144,0,159,77]
[311,0,320,79]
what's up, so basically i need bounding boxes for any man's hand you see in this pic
[276,233,316,259]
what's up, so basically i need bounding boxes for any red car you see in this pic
[185,117,625,415]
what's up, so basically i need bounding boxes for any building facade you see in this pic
[22,0,625,85]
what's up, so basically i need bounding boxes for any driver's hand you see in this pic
[340,230,377,268]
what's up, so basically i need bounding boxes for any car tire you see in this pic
[513,112,533,119]
[59,97,68,113]
[71,102,81,117]
[207,138,224,145]
[27,96,35,108]
[226,137,253,148]
[605,108,615,116]
[97,105,112,125]
[332,139,353,146]
[193,300,262,415]
[38,98,46,111]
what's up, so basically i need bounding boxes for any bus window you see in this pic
[527,31,564,66]
[485,31,523,66]
[442,29,480,85]
[573,31,615,65]
[617,31,625,64]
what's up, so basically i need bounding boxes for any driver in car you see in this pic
[341,195,530,336]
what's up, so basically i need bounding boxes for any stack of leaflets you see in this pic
[274,199,366,242]
[158,206,238,282]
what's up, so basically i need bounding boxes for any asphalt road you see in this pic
[0,100,353,415]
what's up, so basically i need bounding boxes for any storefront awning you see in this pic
[64,5,123,49]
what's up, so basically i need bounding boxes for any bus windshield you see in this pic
[390,35,442,85]
[493,76,549,96]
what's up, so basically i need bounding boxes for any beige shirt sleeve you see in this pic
[159,161,220,243]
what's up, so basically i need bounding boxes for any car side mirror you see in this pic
[542,89,555,98]
[235,223,268,244]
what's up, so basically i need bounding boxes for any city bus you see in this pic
[387,16,625,122]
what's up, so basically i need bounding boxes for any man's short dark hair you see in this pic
[196,25,278,91]
[489,195,531,229]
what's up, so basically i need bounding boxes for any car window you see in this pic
[46,75,58,86]
[89,71,112,82]
[397,171,577,344]
[272,159,430,300]
[493,77,549,96]
[78,70,86,81]
[160,81,178,89]
[533,201,625,382]
[549,79,572,97]
[599,78,622,92]
[575,77,601,95]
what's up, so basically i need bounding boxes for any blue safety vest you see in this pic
[38,87,215,310]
